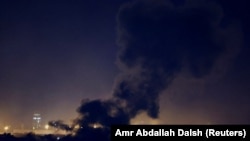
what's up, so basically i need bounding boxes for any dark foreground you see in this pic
[0,129,110,141]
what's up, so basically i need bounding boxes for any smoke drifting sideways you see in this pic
[48,0,240,140]
[48,120,72,132]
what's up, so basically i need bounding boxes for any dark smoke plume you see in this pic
[49,0,236,140]
[74,99,130,127]
[114,0,225,119]
[48,120,73,132]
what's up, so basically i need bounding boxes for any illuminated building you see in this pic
[32,113,41,130]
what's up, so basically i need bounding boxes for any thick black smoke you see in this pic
[48,0,233,140]
[74,99,130,127]
[114,0,225,119]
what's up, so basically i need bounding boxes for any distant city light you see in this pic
[74,125,80,129]
[90,123,103,129]
[4,126,9,131]
[93,124,98,129]
[45,124,49,130]
[33,117,41,120]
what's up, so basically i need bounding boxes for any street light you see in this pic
[45,124,49,130]
[4,126,9,132]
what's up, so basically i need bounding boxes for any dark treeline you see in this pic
[0,129,109,141]
[0,133,59,141]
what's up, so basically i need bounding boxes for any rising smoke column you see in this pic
[50,0,240,140]
[76,0,229,128]
[113,0,226,119]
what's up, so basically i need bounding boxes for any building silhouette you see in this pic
[32,113,41,130]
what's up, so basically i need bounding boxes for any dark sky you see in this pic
[0,0,250,129]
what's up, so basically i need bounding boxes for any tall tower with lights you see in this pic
[32,113,41,130]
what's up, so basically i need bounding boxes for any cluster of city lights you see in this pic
[0,125,50,132]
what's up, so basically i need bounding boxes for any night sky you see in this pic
[0,0,250,130]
